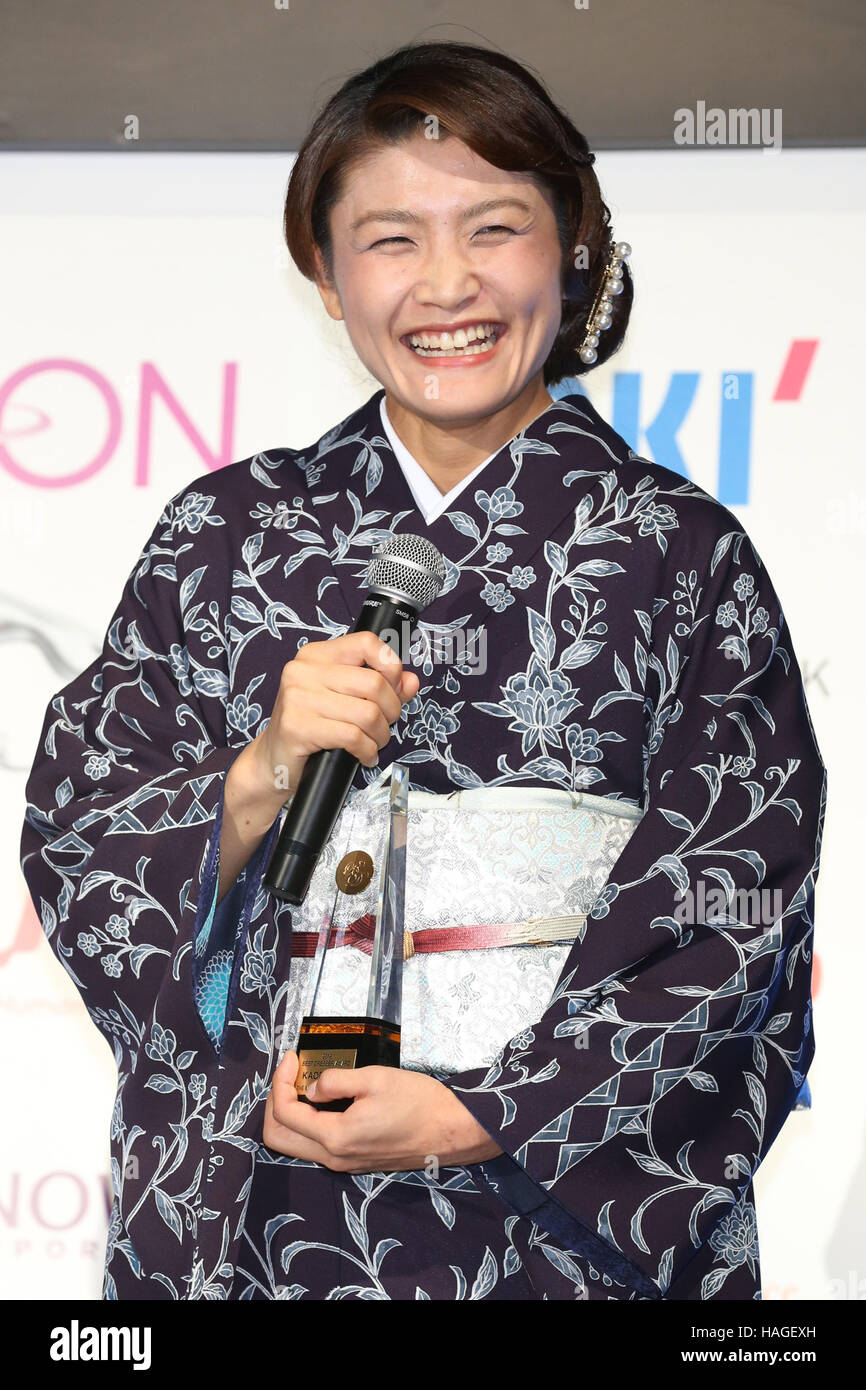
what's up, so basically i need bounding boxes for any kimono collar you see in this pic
[294,385,634,628]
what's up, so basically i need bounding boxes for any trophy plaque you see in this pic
[295,762,409,1112]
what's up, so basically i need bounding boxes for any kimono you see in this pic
[19,385,826,1301]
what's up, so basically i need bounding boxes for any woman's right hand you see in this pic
[249,631,421,804]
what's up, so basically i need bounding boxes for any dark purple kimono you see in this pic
[20,387,826,1300]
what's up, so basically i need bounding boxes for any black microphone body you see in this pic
[263,592,418,905]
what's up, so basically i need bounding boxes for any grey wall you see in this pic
[1,0,863,151]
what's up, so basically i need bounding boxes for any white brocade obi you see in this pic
[280,767,643,1076]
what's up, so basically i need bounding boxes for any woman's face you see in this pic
[314,133,564,424]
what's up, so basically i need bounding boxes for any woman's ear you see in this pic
[312,248,343,322]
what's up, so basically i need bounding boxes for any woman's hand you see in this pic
[217,630,418,901]
[263,1051,503,1173]
[250,630,420,803]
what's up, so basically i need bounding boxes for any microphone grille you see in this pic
[367,533,447,612]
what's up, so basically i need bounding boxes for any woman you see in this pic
[20,41,825,1301]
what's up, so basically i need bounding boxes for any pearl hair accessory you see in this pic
[578,240,632,365]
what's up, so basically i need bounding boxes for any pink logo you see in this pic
[0,898,42,970]
[0,359,237,486]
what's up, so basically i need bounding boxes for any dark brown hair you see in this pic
[283,41,632,385]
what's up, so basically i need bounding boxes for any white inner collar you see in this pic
[378,396,501,525]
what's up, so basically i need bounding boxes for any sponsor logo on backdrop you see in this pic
[0,901,42,969]
[0,344,817,505]
[0,1171,111,1265]
[0,359,238,487]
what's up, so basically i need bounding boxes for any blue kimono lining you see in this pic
[193,833,276,1050]
[193,855,238,1048]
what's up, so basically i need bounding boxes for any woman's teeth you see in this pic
[405,322,502,357]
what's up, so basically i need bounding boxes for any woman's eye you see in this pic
[370,236,413,248]
[370,226,517,249]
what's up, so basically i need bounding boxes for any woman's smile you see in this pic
[400,319,507,365]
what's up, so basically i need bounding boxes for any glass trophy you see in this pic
[294,762,409,1112]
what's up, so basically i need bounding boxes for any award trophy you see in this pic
[294,762,409,1112]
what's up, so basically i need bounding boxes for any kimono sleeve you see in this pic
[442,523,827,1300]
[19,490,247,1059]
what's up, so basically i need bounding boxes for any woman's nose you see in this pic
[413,254,481,307]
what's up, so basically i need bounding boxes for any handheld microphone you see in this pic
[263,534,446,905]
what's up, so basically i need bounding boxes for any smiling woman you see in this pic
[21,40,825,1304]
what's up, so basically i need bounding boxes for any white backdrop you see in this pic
[1,148,861,1300]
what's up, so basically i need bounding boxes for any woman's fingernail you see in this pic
[306,1081,317,1099]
